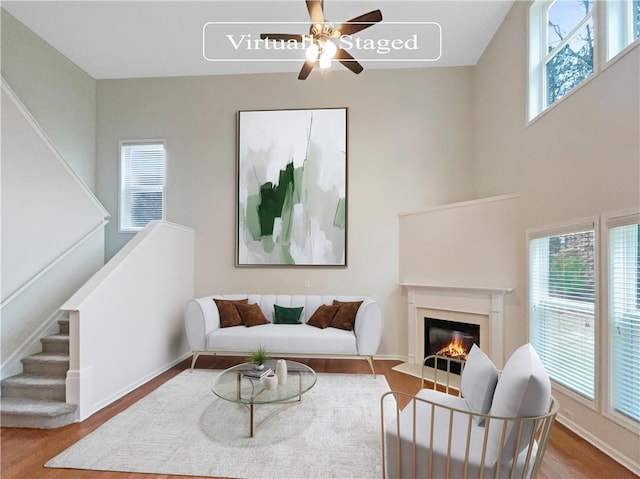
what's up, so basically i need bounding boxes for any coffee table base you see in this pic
[244,372,304,437]
[246,396,303,437]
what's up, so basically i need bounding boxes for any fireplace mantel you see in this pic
[400,283,513,369]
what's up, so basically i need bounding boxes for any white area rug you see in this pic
[46,370,392,479]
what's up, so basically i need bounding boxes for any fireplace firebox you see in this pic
[424,318,480,374]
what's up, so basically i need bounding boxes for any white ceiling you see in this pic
[2,1,514,79]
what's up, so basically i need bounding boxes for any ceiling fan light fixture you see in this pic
[305,43,320,61]
[322,39,337,58]
[319,53,332,69]
[261,1,382,80]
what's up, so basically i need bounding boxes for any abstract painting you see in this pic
[237,108,347,266]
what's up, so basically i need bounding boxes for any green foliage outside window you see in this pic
[634,0,640,39]
[546,1,594,106]
[548,233,595,303]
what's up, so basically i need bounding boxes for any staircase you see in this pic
[0,317,78,428]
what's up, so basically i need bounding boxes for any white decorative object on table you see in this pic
[264,373,278,390]
[276,359,288,385]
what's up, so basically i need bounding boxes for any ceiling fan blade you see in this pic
[335,49,363,74]
[298,61,315,80]
[260,33,304,42]
[306,0,324,24]
[336,9,383,36]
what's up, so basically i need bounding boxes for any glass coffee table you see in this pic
[211,359,317,437]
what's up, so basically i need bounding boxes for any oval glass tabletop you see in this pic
[211,359,317,405]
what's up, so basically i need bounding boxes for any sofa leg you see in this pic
[190,352,201,372]
[366,356,376,377]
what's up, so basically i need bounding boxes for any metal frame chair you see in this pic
[381,355,559,479]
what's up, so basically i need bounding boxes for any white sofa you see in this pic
[382,344,558,479]
[184,294,384,374]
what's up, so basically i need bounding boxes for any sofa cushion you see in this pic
[214,298,248,328]
[274,305,303,324]
[206,323,358,355]
[487,343,551,465]
[331,300,363,330]
[235,303,270,327]
[308,304,339,329]
[461,344,499,425]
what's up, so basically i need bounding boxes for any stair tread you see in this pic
[0,398,76,417]
[23,353,69,363]
[41,334,69,342]
[2,375,66,388]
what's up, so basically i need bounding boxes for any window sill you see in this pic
[551,381,598,412]
[604,37,640,72]
[528,38,638,128]
[526,71,598,127]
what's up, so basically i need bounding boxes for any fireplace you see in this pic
[424,318,480,374]
[400,284,512,376]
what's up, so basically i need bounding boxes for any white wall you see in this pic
[62,221,195,419]
[0,81,108,378]
[471,1,640,472]
[1,230,105,379]
[0,12,106,379]
[399,194,524,361]
[1,9,97,191]
[1,85,106,299]
[96,67,477,357]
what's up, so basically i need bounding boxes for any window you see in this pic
[119,141,166,232]
[608,217,640,424]
[529,225,596,400]
[529,0,595,118]
[606,0,640,60]
[530,0,640,119]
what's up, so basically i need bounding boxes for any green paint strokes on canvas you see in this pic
[256,161,304,241]
[293,167,304,204]
[257,162,296,235]
[333,197,346,229]
[246,194,262,240]
[261,235,275,253]
[280,182,295,243]
[279,245,295,265]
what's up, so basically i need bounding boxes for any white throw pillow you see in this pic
[460,344,498,425]
[486,343,551,465]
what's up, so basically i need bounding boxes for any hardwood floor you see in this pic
[1,356,637,479]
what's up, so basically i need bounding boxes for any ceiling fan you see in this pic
[260,0,383,80]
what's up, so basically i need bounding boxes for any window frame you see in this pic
[606,0,640,62]
[528,0,600,122]
[118,139,167,234]
[526,218,600,411]
[601,210,640,433]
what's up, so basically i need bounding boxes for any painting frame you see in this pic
[236,107,348,267]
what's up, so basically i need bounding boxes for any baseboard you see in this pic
[374,354,408,362]
[81,351,192,421]
[557,413,640,477]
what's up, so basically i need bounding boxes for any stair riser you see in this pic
[22,361,69,378]
[0,410,77,429]
[58,321,69,335]
[2,384,65,402]
[41,340,69,354]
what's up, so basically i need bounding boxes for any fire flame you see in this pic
[436,337,468,360]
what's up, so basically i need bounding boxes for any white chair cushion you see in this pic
[487,343,551,464]
[461,344,499,425]
[384,388,538,479]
